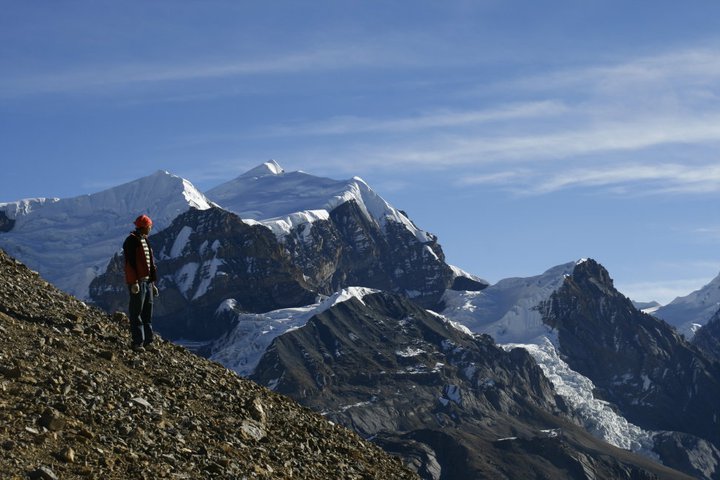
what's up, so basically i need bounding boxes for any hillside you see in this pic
[0,249,416,479]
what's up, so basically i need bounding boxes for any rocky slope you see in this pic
[538,259,720,479]
[0,249,416,479]
[692,308,720,363]
[249,289,693,480]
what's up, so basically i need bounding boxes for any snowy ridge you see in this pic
[448,264,489,285]
[441,262,576,344]
[210,287,379,376]
[0,197,59,218]
[654,271,720,338]
[0,171,213,298]
[504,339,658,458]
[210,304,317,376]
[239,159,285,178]
[206,161,433,243]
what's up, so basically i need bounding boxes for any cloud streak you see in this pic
[460,163,720,195]
[0,45,410,98]
[259,101,569,137]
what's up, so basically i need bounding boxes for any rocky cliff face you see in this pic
[539,259,720,479]
[249,289,693,480]
[90,207,316,340]
[90,198,475,341]
[282,200,459,307]
[0,249,417,479]
[692,308,720,364]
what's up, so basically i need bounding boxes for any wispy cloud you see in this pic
[259,101,569,137]
[284,45,720,196]
[505,47,720,101]
[0,45,410,98]
[460,162,720,196]
[692,226,720,242]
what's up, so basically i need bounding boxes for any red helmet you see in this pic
[134,215,153,228]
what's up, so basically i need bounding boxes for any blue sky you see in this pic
[2,1,720,303]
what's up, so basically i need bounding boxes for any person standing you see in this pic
[123,214,159,351]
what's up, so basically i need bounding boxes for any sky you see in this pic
[2,0,720,304]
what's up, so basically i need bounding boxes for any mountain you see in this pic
[0,248,416,479]
[442,259,720,479]
[653,272,720,338]
[90,162,484,341]
[91,206,317,340]
[206,160,487,302]
[0,171,213,299]
[7,163,718,478]
[248,288,693,480]
[692,309,720,363]
[208,287,379,376]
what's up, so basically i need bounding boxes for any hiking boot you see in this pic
[143,342,157,353]
[131,344,145,353]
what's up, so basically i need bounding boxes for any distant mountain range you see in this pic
[654,273,720,338]
[2,160,719,479]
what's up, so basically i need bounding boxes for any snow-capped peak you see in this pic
[206,165,434,243]
[0,171,214,299]
[240,160,285,179]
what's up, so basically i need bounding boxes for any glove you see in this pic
[130,283,140,294]
[152,284,159,297]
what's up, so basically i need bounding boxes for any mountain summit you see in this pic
[239,159,286,178]
[206,161,434,242]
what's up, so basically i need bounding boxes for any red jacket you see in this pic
[123,231,157,284]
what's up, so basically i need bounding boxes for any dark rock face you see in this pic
[654,431,720,480]
[539,260,720,452]
[0,210,13,233]
[450,275,488,291]
[250,290,691,480]
[693,309,720,364]
[91,201,458,340]
[0,248,417,479]
[281,200,456,308]
[90,207,316,340]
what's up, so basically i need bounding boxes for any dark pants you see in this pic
[129,281,154,347]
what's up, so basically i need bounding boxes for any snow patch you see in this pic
[315,287,379,316]
[174,262,199,296]
[210,287,378,376]
[395,347,426,358]
[503,339,658,459]
[170,226,193,258]
[441,262,575,344]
